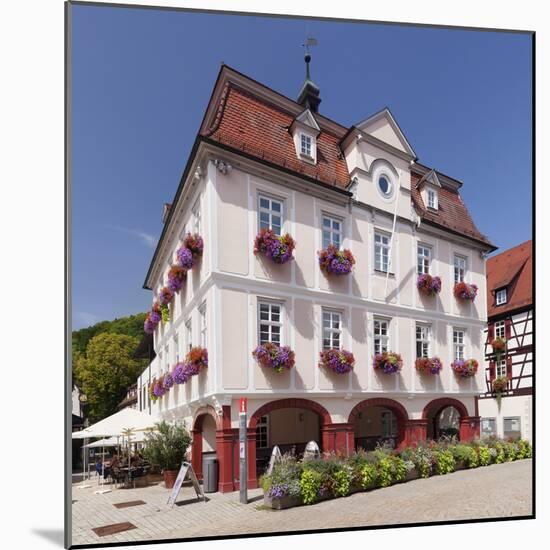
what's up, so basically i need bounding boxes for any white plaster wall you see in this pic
[478,394,532,441]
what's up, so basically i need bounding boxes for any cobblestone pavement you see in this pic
[71,459,532,546]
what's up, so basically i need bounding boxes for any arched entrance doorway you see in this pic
[348,398,409,450]
[248,399,334,486]
[422,398,478,442]
[191,406,224,486]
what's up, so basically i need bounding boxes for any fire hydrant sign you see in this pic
[239,397,247,414]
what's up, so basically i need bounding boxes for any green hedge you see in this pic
[260,438,532,507]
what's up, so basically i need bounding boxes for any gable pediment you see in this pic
[416,169,442,190]
[356,107,416,158]
[291,108,321,136]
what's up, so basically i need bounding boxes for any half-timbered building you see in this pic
[478,240,533,441]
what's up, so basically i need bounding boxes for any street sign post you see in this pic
[239,397,247,504]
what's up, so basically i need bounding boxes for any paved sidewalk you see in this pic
[71,460,532,546]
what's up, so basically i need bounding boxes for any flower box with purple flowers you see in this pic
[416,274,441,296]
[183,232,204,257]
[252,342,295,373]
[254,228,296,265]
[167,264,187,293]
[415,357,443,375]
[453,281,478,301]
[319,349,355,374]
[373,352,403,374]
[451,358,478,378]
[318,245,355,275]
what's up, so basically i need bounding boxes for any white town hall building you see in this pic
[136,60,496,492]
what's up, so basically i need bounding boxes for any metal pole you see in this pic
[239,411,247,504]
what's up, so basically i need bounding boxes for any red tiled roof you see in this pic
[487,240,532,317]
[411,172,492,245]
[202,85,350,188]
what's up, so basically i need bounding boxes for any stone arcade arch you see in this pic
[422,398,479,441]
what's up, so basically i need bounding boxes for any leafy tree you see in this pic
[74,332,146,422]
[72,312,147,357]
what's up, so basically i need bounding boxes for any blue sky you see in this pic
[71,5,532,330]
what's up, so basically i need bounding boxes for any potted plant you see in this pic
[416,274,442,296]
[252,342,295,373]
[318,245,355,275]
[319,348,355,374]
[183,346,208,376]
[183,232,204,257]
[415,356,443,375]
[450,358,478,378]
[144,302,162,334]
[142,421,192,489]
[158,287,174,323]
[167,264,187,293]
[453,281,478,301]
[491,337,507,361]
[492,376,508,408]
[373,352,403,374]
[254,228,296,264]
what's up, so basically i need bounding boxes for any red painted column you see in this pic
[191,429,203,480]
[216,428,236,493]
[404,419,428,447]
[321,423,354,455]
[459,416,481,441]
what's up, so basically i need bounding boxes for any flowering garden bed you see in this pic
[260,438,532,510]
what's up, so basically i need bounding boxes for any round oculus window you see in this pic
[377,175,392,197]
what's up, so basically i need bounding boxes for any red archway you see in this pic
[422,398,479,441]
[191,405,232,491]
[247,398,342,489]
[348,397,409,449]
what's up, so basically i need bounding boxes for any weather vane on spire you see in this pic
[302,37,317,80]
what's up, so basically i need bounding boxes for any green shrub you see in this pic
[360,463,377,489]
[392,456,407,482]
[300,469,322,505]
[142,421,192,470]
[518,439,532,458]
[494,442,506,464]
[334,465,352,497]
[434,449,455,475]
[478,446,491,466]
[504,442,517,461]
[377,457,393,487]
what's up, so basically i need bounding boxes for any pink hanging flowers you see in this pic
[252,342,295,373]
[254,228,296,264]
[453,282,478,301]
[416,274,442,296]
[451,358,478,378]
[318,245,356,275]
[415,357,443,375]
[319,349,355,374]
[183,233,204,257]
[373,352,403,374]
[167,265,187,293]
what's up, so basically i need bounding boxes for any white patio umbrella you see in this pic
[72,409,158,493]
[83,437,118,448]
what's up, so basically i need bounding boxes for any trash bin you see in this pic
[202,454,219,493]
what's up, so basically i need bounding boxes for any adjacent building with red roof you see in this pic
[137,60,498,491]
[478,240,533,441]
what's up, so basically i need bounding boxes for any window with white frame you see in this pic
[256,415,269,449]
[381,410,398,437]
[258,195,283,236]
[427,188,438,209]
[417,244,431,275]
[496,359,507,378]
[258,301,282,345]
[453,328,465,360]
[374,232,391,273]
[374,318,389,354]
[192,198,201,234]
[158,351,163,376]
[495,320,505,339]
[496,288,507,306]
[300,133,313,158]
[454,255,466,283]
[199,302,207,348]
[416,324,431,358]
[503,417,521,439]
[185,319,192,351]
[481,417,496,437]
[322,309,342,350]
[322,215,342,249]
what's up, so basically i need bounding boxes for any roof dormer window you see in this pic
[496,288,507,306]
[427,188,438,210]
[300,133,313,158]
